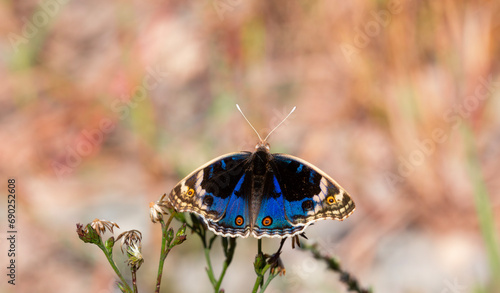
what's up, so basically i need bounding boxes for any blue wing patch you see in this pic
[207,174,251,237]
[253,174,304,237]
[272,154,355,226]
[167,152,251,223]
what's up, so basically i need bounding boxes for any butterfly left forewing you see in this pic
[271,154,355,227]
[168,152,251,223]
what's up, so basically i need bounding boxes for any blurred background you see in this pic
[1,0,499,292]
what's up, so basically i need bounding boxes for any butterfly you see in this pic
[167,105,355,238]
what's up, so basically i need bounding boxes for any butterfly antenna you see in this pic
[236,104,264,142]
[263,106,296,142]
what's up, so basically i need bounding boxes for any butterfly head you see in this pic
[255,140,270,152]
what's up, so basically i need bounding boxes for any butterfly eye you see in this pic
[326,195,336,205]
[186,188,195,197]
[262,216,273,226]
[235,216,244,226]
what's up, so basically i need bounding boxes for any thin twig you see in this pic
[155,213,176,293]
[300,242,371,293]
[99,241,132,292]
[131,267,138,293]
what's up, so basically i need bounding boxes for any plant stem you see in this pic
[252,239,268,293]
[259,272,277,293]
[252,263,270,293]
[463,125,500,291]
[155,213,176,293]
[99,242,132,293]
[301,242,370,293]
[131,268,138,293]
[204,246,217,286]
[252,273,263,292]
[204,237,236,292]
[214,260,229,292]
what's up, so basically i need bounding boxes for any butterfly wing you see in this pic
[168,152,254,236]
[252,172,306,238]
[205,171,253,237]
[270,154,355,230]
[168,149,355,238]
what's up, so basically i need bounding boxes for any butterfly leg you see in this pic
[265,238,287,276]
[291,233,308,249]
[276,238,287,255]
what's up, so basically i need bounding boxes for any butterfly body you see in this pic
[168,143,355,238]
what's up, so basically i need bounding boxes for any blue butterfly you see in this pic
[167,106,355,238]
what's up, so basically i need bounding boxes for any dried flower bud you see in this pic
[149,194,172,223]
[269,256,286,276]
[76,223,101,245]
[117,230,142,253]
[150,202,164,223]
[90,219,119,236]
[126,243,144,270]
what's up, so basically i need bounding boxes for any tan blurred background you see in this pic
[1,0,500,292]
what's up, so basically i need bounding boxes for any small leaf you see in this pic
[105,236,115,254]
[176,223,187,237]
[171,223,187,247]
[165,227,174,246]
[117,281,127,293]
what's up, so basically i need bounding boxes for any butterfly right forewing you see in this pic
[271,154,355,227]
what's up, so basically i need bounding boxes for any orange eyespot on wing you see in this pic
[262,216,273,226]
[235,215,244,226]
[326,195,336,205]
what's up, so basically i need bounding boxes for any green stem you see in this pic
[155,214,176,293]
[204,246,217,286]
[99,242,132,293]
[204,239,234,292]
[259,272,278,293]
[252,273,264,292]
[253,238,287,293]
[201,237,237,293]
[252,263,271,293]
[463,125,500,290]
[214,259,230,292]
[252,239,265,292]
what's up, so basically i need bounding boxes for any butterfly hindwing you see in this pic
[207,172,252,237]
[253,172,305,238]
[168,152,251,225]
[271,154,355,227]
